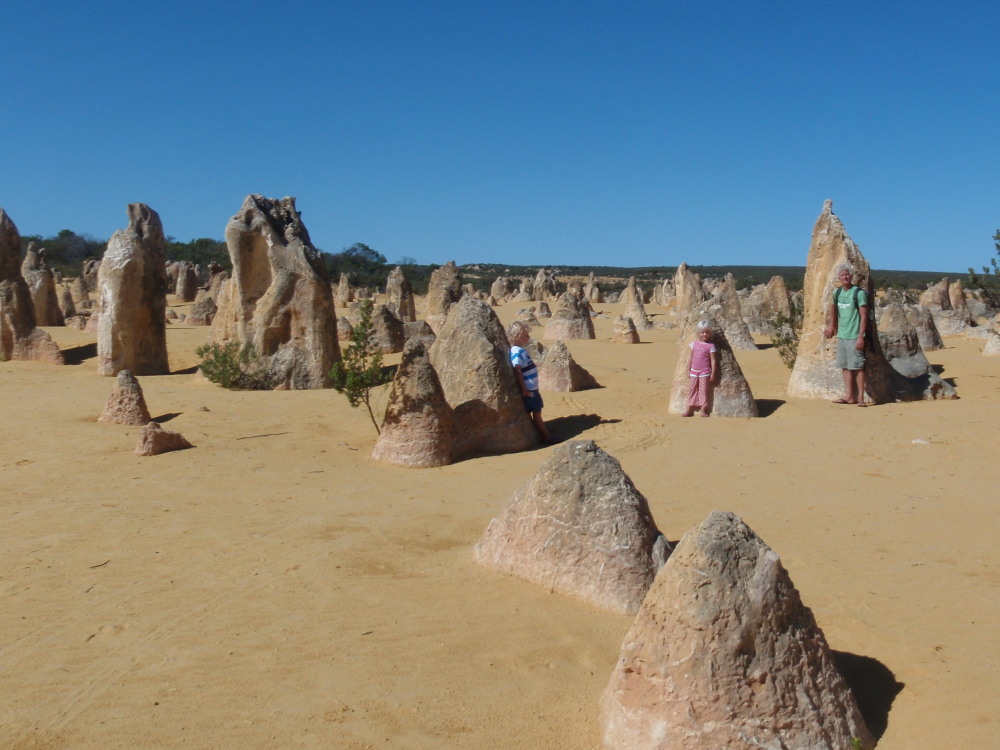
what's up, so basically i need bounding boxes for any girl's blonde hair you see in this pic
[696,319,714,332]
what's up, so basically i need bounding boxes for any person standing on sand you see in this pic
[824,262,869,406]
[683,319,719,417]
[507,321,556,443]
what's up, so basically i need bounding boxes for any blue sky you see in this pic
[3,1,997,272]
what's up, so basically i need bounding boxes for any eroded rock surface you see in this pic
[96,204,170,376]
[787,200,895,403]
[0,209,64,364]
[475,440,669,614]
[600,510,874,750]
[210,195,339,389]
[98,370,152,425]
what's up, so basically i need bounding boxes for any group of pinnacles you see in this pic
[2,195,997,747]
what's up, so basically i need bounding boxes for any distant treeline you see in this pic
[15,230,971,296]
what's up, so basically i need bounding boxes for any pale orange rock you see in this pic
[534,339,600,392]
[135,422,193,456]
[600,511,874,750]
[611,315,639,344]
[370,339,455,467]
[428,296,537,455]
[98,370,152,425]
[96,203,170,376]
[424,261,463,333]
[0,208,64,364]
[669,322,757,417]
[543,292,595,340]
[474,439,669,614]
[210,195,339,389]
[622,277,653,330]
[787,200,895,403]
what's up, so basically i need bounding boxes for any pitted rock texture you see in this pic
[0,208,64,364]
[668,323,757,417]
[474,440,669,614]
[98,370,152,425]
[428,296,537,455]
[543,292,595,340]
[600,510,874,750]
[370,339,456,467]
[96,203,170,376]
[210,195,339,389]
[787,200,895,403]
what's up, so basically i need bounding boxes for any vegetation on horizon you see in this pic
[14,227,977,298]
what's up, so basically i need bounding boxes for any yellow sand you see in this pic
[2,299,998,749]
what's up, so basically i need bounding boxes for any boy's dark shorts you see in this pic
[523,390,544,413]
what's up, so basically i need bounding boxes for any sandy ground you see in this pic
[2,298,998,749]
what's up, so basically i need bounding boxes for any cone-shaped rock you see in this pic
[475,440,669,614]
[370,304,405,353]
[669,322,757,417]
[612,315,640,343]
[424,260,463,332]
[371,339,456,467]
[600,511,875,750]
[135,422,193,456]
[622,277,653,330]
[334,272,352,307]
[673,262,707,328]
[537,339,600,392]
[544,292,595,340]
[0,209,64,364]
[385,266,417,323]
[787,201,895,403]
[710,274,756,350]
[428,296,537,455]
[98,370,152,425]
[96,204,170,376]
[984,316,1000,355]
[210,195,339,389]
[21,245,64,326]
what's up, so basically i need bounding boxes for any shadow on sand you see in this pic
[833,650,904,739]
[755,399,786,417]
[548,414,619,442]
[61,343,97,365]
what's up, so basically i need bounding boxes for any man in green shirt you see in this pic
[823,263,869,406]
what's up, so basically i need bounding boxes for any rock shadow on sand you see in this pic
[61,342,97,365]
[755,398,786,416]
[547,414,618,442]
[833,650,904,739]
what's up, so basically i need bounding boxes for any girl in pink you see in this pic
[683,319,719,417]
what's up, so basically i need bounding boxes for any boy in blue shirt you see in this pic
[507,321,556,443]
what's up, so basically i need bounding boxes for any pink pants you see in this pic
[687,374,711,409]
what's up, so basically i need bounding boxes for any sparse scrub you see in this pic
[196,341,277,390]
[329,299,393,433]
[770,301,802,370]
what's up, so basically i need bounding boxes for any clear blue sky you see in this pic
[3,1,998,272]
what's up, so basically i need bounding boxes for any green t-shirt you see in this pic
[833,286,868,339]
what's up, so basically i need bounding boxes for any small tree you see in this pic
[769,299,802,370]
[330,299,392,433]
[968,229,1000,309]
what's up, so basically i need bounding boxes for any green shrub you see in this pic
[195,341,277,390]
[330,299,393,433]
[769,300,802,371]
